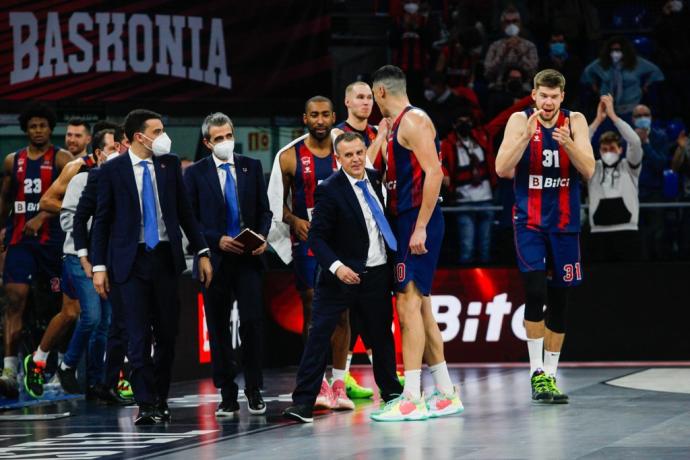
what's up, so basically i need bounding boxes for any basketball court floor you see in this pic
[1,365,689,459]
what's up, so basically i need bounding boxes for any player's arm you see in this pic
[40,159,81,214]
[399,111,443,254]
[553,112,595,180]
[495,110,541,179]
[0,154,15,250]
[279,148,309,241]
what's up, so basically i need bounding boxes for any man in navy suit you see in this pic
[283,132,403,423]
[91,109,212,425]
[184,113,272,417]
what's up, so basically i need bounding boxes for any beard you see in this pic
[308,126,331,141]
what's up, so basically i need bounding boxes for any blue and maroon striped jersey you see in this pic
[385,106,441,216]
[291,138,337,222]
[335,121,377,147]
[513,108,581,233]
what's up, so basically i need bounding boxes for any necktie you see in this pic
[140,161,159,250]
[220,163,241,237]
[355,180,397,251]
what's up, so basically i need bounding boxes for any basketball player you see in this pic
[0,103,73,398]
[63,118,92,159]
[370,65,463,421]
[277,96,353,410]
[496,69,594,403]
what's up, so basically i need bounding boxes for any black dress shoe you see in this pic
[283,404,313,423]
[156,401,171,422]
[57,366,81,394]
[134,405,161,425]
[215,399,240,417]
[244,388,266,415]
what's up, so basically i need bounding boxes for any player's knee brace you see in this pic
[522,271,547,322]
[545,286,569,333]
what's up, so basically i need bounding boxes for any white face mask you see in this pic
[504,24,520,37]
[403,2,419,14]
[212,140,234,160]
[142,132,172,156]
[670,0,683,13]
[601,152,619,166]
[424,89,436,101]
[610,50,623,64]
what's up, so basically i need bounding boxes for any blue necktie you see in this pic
[220,163,241,237]
[140,161,159,250]
[355,180,397,251]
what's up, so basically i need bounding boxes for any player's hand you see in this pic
[291,218,311,241]
[198,256,213,288]
[93,271,110,299]
[80,256,93,279]
[335,265,361,285]
[553,117,573,147]
[23,216,44,237]
[377,118,391,140]
[409,226,428,255]
[524,109,543,140]
[219,235,244,254]
[252,241,268,256]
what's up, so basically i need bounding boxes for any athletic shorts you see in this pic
[3,242,62,291]
[514,226,583,287]
[390,205,444,296]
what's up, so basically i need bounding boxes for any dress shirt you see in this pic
[212,153,244,228]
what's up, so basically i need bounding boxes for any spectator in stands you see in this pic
[483,6,538,89]
[390,0,430,101]
[671,128,690,259]
[538,31,584,110]
[422,72,476,139]
[581,36,665,119]
[487,66,530,120]
[435,30,480,89]
[586,95,644,262]
[653,0,690,121]
[441,107,495,264]
[632,104,672,260]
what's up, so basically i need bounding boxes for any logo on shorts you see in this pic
[395,263,406,282]
[50,277,61,293]
[528,175,543,189]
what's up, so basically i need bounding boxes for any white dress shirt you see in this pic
[212,153,244,228]
[329,172,387,275]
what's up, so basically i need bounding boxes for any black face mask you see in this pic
[455,122,472,137]
[506,79,523,95]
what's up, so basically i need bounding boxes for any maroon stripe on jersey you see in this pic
[557,112,571,230]
[386,134,398,213]
[410,152,423,208]
[9,149,28,246]
[527,120,543,229]
[38,148,56,244]
[298,144,317,210]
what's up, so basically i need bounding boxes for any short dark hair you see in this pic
[372,65,407,95]
[92,129,115,152]
[304,95,333,114]
[334,131,365,154]
[599,130,621,147]
[18,102,57,132]
[123,109,162,143]
[93,121,126,144]
[67,117,91,134]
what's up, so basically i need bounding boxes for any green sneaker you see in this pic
[544,375,569,404]
[118,378,134,398]
[530,370,553,404]
[345,372,373,399]
[23,355,45,399]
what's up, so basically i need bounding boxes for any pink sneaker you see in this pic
[314,379,333,410]
[331,380,354,410]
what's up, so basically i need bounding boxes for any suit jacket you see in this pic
[183,154,272,276]
[91,152,207,283]
[73,167,101,256]
[308,168,391,287]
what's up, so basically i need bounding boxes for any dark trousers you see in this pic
[202,255,264,402]
[292,264,402,406]
[104,284,128,391]
[114,243,179,406]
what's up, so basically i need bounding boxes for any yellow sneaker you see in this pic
[370,392,428,422]
[425,386,464,418]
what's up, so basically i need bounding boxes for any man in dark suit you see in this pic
[184,112,272,417]
[283,132,403,423]
[91,109,212,425]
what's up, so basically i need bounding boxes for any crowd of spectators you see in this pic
[386,0,690,264]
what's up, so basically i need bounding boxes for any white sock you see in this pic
[527,337,544,375]
[332,368,346,383]
[367,352,373,365]
[34,347,49,364]
[544,351,561,377]
[3,356,18,372]
[60,361,71,371]
[344,353,352,373]
[403,369,422,400]
[429,361,454,395]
